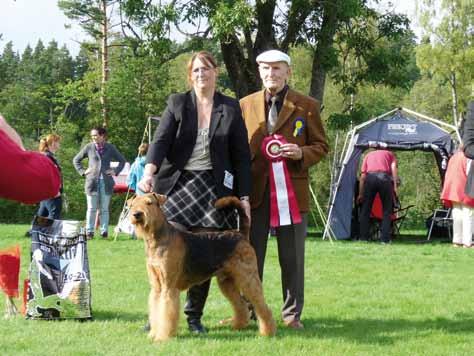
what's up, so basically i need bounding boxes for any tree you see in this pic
[0,42,19,90]
[59,0,116,127]
[122,0,414,103]
[416,0,474,126]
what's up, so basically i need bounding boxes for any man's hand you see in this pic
[280,143,302,160]
[356,194,363,205]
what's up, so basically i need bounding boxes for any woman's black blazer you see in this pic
[147,90,251,198]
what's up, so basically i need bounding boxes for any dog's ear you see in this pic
[152,193,167,206]
[126,195,135,207]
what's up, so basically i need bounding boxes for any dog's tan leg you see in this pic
[229,248,276,336]
[216,275,249,330]
[147,265,162,341]
[148,287,161,341]
[154,287,180,341]
[239,275,276,336]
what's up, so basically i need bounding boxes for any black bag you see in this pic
[26,217,92,320]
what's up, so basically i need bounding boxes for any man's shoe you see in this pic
[143,321,150,332]
[188,319,207,334]
[86,232,94,240]
[284,319,304,330]
[101,232,108,238]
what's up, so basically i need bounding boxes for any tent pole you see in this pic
[401,107,461,141]
[310,184,334,242]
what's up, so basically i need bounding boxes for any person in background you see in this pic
[0,115,60,204]
[73,127,126,239]
[127,143,149,196]
[36,134,63,219]
[239,49,329,330]
[138,51,251,334]
[441,144,474,248]
[357,149,398,244]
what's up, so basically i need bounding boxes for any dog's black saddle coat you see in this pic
[182,231,242,278]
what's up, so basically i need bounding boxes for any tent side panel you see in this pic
[329,148,362,239]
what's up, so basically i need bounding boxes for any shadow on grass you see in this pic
[91,309,146,322]
[279,315,474,345]
[79,313,474,344]
[142,313,473,343]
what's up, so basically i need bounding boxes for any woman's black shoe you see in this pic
[188,319,207,334]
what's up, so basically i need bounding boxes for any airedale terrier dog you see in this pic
[128,193,276,342]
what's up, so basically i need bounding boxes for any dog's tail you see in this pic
[215,196,250,239]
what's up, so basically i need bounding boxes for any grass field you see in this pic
[1,224,473,355]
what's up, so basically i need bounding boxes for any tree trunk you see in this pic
[450,71,458,127]
[220,35,261,99]
[100,0,109,127]
[309,4,338,104]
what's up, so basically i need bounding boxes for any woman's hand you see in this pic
[138,174,154,193]
[240,198,251,225]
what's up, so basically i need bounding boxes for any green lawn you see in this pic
[1,224,473,355]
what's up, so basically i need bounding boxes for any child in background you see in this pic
[127,143,149,196]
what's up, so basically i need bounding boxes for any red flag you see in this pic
[0,245,21,297]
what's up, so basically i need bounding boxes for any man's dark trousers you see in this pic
[250,185,307,323]
[359,173,393,242]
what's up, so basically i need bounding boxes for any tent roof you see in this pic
[353,108,459,149]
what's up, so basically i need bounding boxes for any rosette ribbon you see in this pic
[261,135,302,227]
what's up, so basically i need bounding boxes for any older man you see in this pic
[240,50,328,329]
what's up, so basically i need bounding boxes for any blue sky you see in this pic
[0,0,419,57]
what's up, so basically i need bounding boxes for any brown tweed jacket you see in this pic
[240,88,329,212]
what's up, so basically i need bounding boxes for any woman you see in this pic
[36,134,63,219]
[127,143,149,196]
[73,127,126,239]
[138,51,251,333]
[441,145,474,248]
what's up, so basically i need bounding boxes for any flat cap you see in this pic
[256,50,291,65]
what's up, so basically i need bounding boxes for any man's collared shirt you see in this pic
[264,85,288,117]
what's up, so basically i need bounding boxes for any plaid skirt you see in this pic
[163,170,236,229]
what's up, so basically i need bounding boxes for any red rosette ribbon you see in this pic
[261,135,302,227]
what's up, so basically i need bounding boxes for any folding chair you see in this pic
[392,202,415,237]
[369,194,414,240]
[426,208,452,241]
